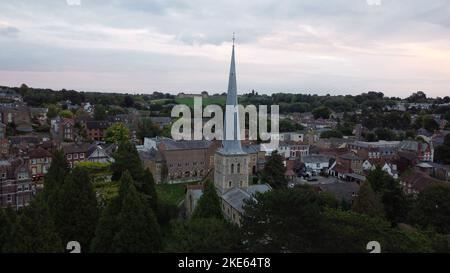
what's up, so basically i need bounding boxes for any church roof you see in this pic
[221,184,271,214]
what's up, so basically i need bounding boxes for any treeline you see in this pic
[4,84,174,109]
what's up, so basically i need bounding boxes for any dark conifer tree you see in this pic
[192,180,223,220]
[53,167,98,250]
[3,197,62,253]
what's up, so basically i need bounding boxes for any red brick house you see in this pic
[62,143,92,168]
[86,121,110,141]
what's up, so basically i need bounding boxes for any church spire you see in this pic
[221,34,244,154]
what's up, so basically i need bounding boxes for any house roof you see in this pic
[86,120,110,130]
[402,170,441,192]
[62,143,93,154]
[302,155,330,164]
[317,181,360,202]
[28,147,52,159]
[161,139,211,151]
[340,152,363,161]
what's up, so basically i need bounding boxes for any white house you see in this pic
[302,155,330,175]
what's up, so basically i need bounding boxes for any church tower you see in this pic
[214,36,250,193]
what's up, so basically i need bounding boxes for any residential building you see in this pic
[27,147,52,182]
[62,143,91,167]
[86,120,110,141]
[302,155,331,175]
[0,158,34,210]
[400,170,441,196]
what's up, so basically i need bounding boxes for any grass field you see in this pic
[175,96,226,107]
[94,179,196,207]
[156,182,199,206]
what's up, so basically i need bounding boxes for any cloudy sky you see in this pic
[0,0,449,97]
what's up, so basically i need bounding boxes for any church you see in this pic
[185,39,271,226]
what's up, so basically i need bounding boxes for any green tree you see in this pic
[90,198,121,253]
[323,208,447,253]
[366,167,409,224]
[137,169,158,211]
[261,151,287,189]
[111,182,161,253]
[320,130,343,139]
[435,134,450,164]
[0,208,13,251]
[312,106,331,119]
[111,140,144,182]
[104,123,130,144]
[164,218,241,253]
[411,184,450,234]
[59,109,74,119]
[94,104,107,120]
[137,117,161,141]
[241,186,329,252]
[46,104,60,119]
[352,181,385,218]
[3,197,62,253]
[43,150,70,214]
[192,180,223,219]
[53,168,98,250]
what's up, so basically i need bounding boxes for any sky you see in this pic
[0,0,450,98]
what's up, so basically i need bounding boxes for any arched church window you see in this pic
[228,181,232,188]
[237,163,241,173]
[231,164,234,174]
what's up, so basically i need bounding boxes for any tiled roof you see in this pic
[317,181,360,202]
[86,121,110,130]
[62,143,93,154]
[161,139,212,151]
[28,147,52,158]
[402,170,441,192]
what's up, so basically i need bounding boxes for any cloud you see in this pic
[0,23,19,37]
[0,0,450,97]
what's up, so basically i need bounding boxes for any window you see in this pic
[80,153,84,159]
[74,153,78,159]
[237,163,241,174]
[67,154,72,160]
[228,181,232,188]
[231,164,234,174]
[240,181,243,187]
[7,194,12,203]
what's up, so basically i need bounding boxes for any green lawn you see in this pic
[175,96,226,107]
[152,99,172,105]
[156,182,198,206]
[94,180,195,207]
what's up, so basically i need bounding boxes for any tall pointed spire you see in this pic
[221,34,244,154]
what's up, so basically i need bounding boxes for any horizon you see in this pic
[1,83,441,100]
[1,1,450,97]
